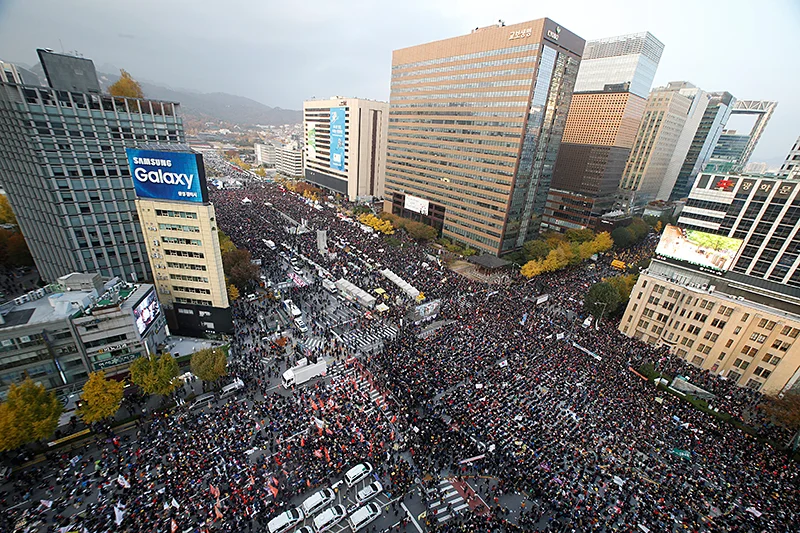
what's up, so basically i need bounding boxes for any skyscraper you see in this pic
[573,32,663,98]
[668,91,735,201]
[618,82,709,209]
[779,135,800,179]
[384,19,584,255]
[303,97,389,202]
[542,32,663,231]
[0,49,185,282]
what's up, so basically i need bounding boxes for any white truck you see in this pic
[282,357,327,388]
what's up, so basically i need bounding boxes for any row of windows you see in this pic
[391,67,536,87]
[164,249,204,259]
[392,90,530,102]
[172,285,211,295]
[174,296,212,306]
[167,261,207,271]
[389,151,514,176]
[158,223,200,233]
[388,137,518,159]
[155,209,198,219]
[161,236,202,246]
[169,273,209,283]
[392,44,539,72]
[83,333,128,350]
[389,117,524,130]
[388,131,521,149]
[391,79,532,95]
[391,100,528,110]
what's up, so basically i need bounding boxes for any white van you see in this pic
[312,504,346,533]
[219,378,244,399]
[246,293,258,302]
[348,502,381,532]
[322,279,337,294]
[264,239,276,250]
[294,317,309,333]
[267,508,304,533]
[301,488,334,517]
[283,299,302,317]
[344,462,373,488]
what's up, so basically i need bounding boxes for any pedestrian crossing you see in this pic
[341,324,399,352]
[328,363,396,424]
[426,479,470,523]
[302,337,326,354]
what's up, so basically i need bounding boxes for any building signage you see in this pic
[306,123,318,160]
[94,352,137,370]
[126,148,208,203]
[404,194,430,215]
[329,107,346,172]
[713,178,736,192]
[96,342,128,354]
[546,26,561,41]
[509,27,532,40]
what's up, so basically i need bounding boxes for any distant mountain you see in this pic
[97,71,302,127]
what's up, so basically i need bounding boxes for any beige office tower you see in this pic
[618,82,707,210]
[303,97,389,202]
[127,147,232,335]
[384,19,585,255]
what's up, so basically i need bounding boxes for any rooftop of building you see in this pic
[0,273,151,329]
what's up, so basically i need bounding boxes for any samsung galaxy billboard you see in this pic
[126,148,208,203]
[329,107,346,172]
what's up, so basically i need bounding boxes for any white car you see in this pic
[344,462,373,488]
[356,481,383,504]
[294,317,309,333]
[266,508,304,533]
[348,502,381,532]
[312,504,346,532]
[301,488,334,516]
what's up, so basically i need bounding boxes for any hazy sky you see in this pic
[1,0,797,164]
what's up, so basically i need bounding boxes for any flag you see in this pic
[314,449,323,459]
[391,415,397,424]
[114,505,125,525]
[210,484,220,499]
[300,437,305,447]
[311,399,319,410]
[269,484,278,498]
[215,504,224,520]
[324,447,331,464]
[171,497,180,509]
[272,476,279,486]
[117,475,130,489]
[39,500,53,509]
[171,519,178,533]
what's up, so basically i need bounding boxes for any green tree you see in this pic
[0,195,16,225]
[6,233,33,266]
[565,228,596,243]
[129,353,180,396]
[404,220,438,241]
[585,281,622,319]
[762,392,800,448]
[0,378,63,451]
[628,218,650,241]
[523,239,551,261]
[222,248,259,290]
[218,230,237,255]
[605,274,638,303]
[78,371,124,424]
[611,227,635,248]
[191,347,228,383]
[108,69,144,99]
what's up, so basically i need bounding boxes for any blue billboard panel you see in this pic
[126,148,208,203]
[329,106,346,171]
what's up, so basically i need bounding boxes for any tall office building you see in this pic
[384,19,585,255]
[618,174,800,394]
[779,135,800,178]
[254,142,276,167]
[129,146,232,335]
[618,82,707,209]
[668,91,735,201]
[0,60,41,86]
[303,97,389,202]
[573,32,663,99]
[0,49,184,283]
[275,142,304,178]
[542,32,663,231]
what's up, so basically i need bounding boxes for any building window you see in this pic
[741,313,750,322]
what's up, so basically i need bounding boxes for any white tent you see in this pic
[380,269,420,299]
[334,279,377,308]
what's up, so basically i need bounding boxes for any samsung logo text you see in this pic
[134,167,195,189]
[132,157,172,167]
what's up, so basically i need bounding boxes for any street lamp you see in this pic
[594,301,608,329]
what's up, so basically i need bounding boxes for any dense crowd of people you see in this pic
[3,177,799,532]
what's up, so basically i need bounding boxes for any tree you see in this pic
[611,227,635,248]
[541,232,567,249]
[404,220,438,241]
[108,69,144,99]
[78,371,124,424]
[222,248,259,290]
[218,230,237,255]
[585,281,622,319]
[130,353,180,397]
[565,228,595,243]
[227,283,240,301]
[254,167,266,177]
[542,244,572,272]
[523,240,551,261]
[605,274,638,303]
[591,232,614,254]
[0,195,16,225]
[628,218,650,242]
[762,392,800,447]
[520,259,544,278]
[191,348,228,383]
[6,233,33,266]
[0,378,63,451]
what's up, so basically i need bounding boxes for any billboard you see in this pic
[126,148,208,203]
[404,194,430,215]
[306,123,318,160]
[655,224,743,272]
[132,289,162,336]
[329,107,346,171]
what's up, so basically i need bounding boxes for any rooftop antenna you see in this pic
[499,19,505,27]
[59,39,64,53]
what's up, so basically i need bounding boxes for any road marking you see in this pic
[402,502,423,533]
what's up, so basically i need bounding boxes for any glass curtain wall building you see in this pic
[384,19,584,255]
[0,50,185,282]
